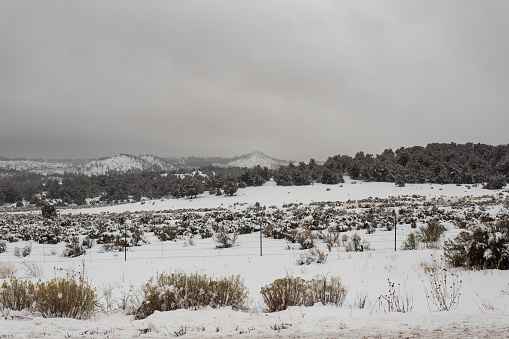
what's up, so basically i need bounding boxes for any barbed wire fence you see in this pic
[3,228,442,265]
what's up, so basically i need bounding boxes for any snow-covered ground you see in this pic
[70,176,495,214]
[1,179,508,338]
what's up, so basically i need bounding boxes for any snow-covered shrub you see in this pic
[135,271,248,319]
[260,275,348,313]
[284,228,299,243]
[483,175,506,190]
[296,230,315,249]
[237,221,255,234]
[0,277,35,311]
[41,203,57,219]
[213,227,238,249]
[154,225,179,241]
[61,237,86,258]
[0,240,6,253]
[444,220,509,270]
[417,219,446,248]
[323,227,341,251]
[81,237,95,249]
[199,227,213,239]
[402,233,419,250]
[35,273,98,319]
[262,223,288,240]
[14,244,32,258]
[345,233,370,252]
[296,248,327,265]
[100,243,123,252]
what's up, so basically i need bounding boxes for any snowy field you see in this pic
[1,178,509,338]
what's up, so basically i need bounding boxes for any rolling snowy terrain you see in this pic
[0,178,508,338]
[0,152,287,176]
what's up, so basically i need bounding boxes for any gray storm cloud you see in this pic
[1,0,508,161]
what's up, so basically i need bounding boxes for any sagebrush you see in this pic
[260,275,347,312]
[135,271,248,319]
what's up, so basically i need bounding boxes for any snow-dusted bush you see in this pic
[61,237,86,258]
[154,225,179,241]
[262,223,288,240]
[402,233,419,250]
[444,219,509,270]
[199,227,213,239]
[296,230,315,249]
[100,243,123,252]
[213,227,238,248]
[323,227,341,251]
[296,248,327,265]
[344,233,371,252]
[81,237,95,249]
[417,219,446,249]
[14,244,32,258]
[0,240,6,253]
[135,271,248,319]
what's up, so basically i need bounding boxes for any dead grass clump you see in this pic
[371,279,413,314]
[0,261,17,279]
[21,261,44,278]
[354,291,369,309]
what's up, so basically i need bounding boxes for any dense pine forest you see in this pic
[1,143,508,207]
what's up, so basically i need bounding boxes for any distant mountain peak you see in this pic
[227,151,287,169]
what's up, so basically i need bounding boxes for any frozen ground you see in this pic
[1,179,508,338]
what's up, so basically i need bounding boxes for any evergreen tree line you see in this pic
[0,166,273,206]
[327,142,509,188]
[1,142,508,207]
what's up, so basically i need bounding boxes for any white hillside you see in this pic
[80,154,173,175]
[0,159,80,175]
[0,155,174,175]
[227,151,287,169]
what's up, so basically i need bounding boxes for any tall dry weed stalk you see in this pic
[423,254,462,311]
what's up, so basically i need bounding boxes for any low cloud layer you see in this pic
[1,1,508,161]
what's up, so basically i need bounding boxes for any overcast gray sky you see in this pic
[1,1,508,161]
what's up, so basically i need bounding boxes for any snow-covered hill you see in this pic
[0,154,174,175]
[0,152,288,175]
[81,154,172,175]
[226,151,287,169]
